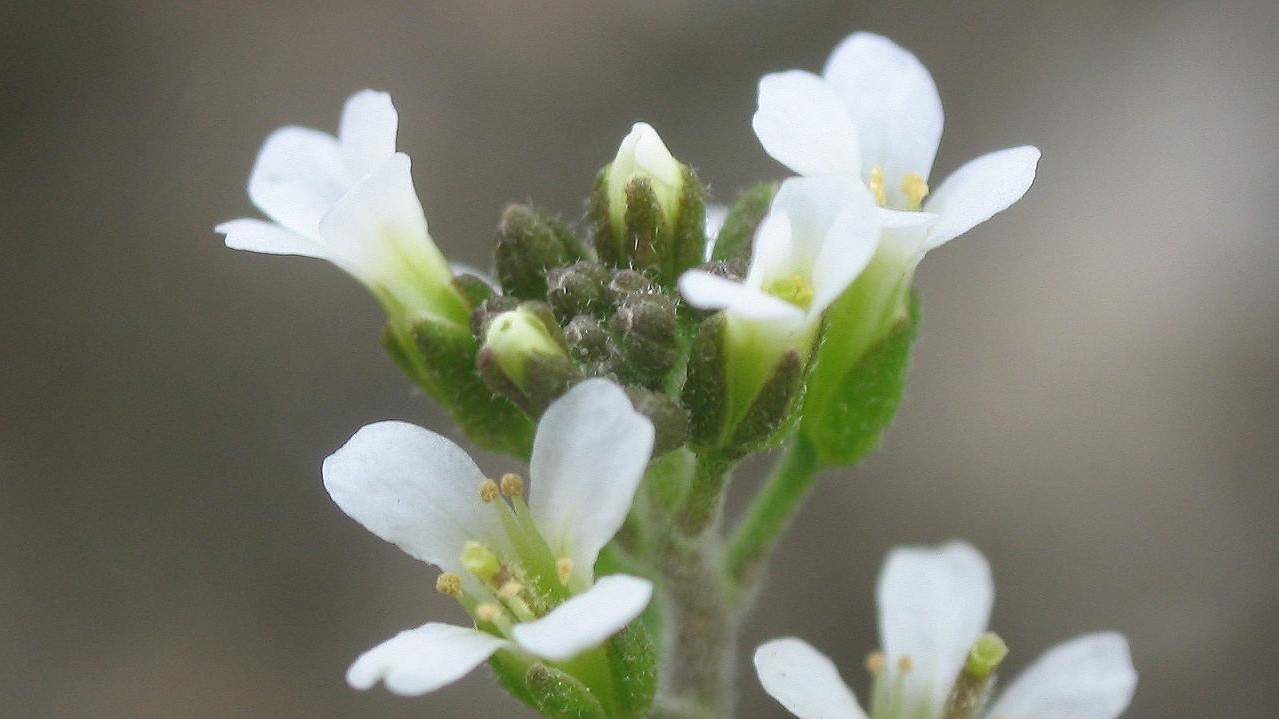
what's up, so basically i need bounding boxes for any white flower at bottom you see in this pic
[217,90,467,327]
[754,542,1137,719]
[323,378,656,696]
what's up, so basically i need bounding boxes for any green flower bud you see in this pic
[495,204,587,299]
[625,387,690,456]
[563,314,618,376]
[477,302,578,416]
[607,269,656,304]
[709,181,777,262]
[611,292,678,388]
[546,260,611,319]
[591,123,706,284]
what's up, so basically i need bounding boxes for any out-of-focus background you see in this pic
[2,2,1276,717]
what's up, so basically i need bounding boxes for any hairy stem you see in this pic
[724,434,821,591]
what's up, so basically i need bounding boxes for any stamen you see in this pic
[500,472,525,498]
[900,172,929,211]
[556,557,574,586]
[476,602,504,623]
[435,572,462,597]
[865,651,886,676]
[479,478,501,503]
[868,165,887,206]
[497,580,524,600]
[897,655,913,673]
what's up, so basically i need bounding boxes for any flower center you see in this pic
[435,474,576,637]
[764,274,815,310]
[868,165,930,212]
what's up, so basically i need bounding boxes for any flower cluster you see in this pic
[220,29,1133,719]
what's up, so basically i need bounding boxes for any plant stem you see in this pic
[723,434,821,591]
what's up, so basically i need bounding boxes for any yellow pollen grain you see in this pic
[556,557,574,586]
[898,655,913,673]
[868,165,887,206]
[900,172,929,211]
[476,603,503,623]
[497,580,524,600]
[500,472,525,498]
[435,572,462,597]
[865,651,886,676]
[479,479,501,503]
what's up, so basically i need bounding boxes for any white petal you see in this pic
[511,574,653,662]
[216,218,327,259]
[922,146,1040,250]
[339,90,398,181]
[986,633,1136,719]
[317,152,448,288]
[631,122,682,187]
[704,203,729,259]
[322,421,502,573]
[742,208,798,288]
[347,623,507,696]
[449,261,499,290]
[809,192,880,314]
[877,541,993,713]
[527,380,654,582]
[821,32,943,183]
[679,271,807,324]
[754,638,867,719]
[753,70,862,178]
[248,126,351,239]
[768,176,865,267]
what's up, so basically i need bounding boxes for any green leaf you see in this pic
[801,291,919,467]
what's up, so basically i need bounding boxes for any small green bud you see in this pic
[495,204,587,299]
[563,315,618,376]
[710,181,778,262]
[470,294,520,340]
[611,292,678,387]
[607,269,656,304]
[591,123,705,284]
[546,260,611,319]
[625,388,690,456]
[477,303,578,416]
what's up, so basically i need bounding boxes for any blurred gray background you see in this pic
[3,1,1276,717]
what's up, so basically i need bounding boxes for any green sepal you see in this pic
[682,313,728,449]
[802,291,920,467]
[524,663,609,719]
[391,316,534,458]
[612,292,679,389]
[495,204,587,299]
[711,182,777,262]
[605,623,658,717]
[621,178,665,276]
[451,272,494,309]
[588,169,621,268]
[726,349,805,457]
[547,260,612,320]
[666,165,707,283]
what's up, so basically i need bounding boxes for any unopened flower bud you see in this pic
[591,123,706,284]
[611,292,678,387]
[470,294,520,340]
[563,314,618,375]
[494,204,587,299]
[477,303,578,416]
[607,269,656,304]
[546,260,611,319]
[625,388,690,456]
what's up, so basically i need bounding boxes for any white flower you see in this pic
[323,378,656,695]
[217,90,466,326]
[754,542,1137,719]
[753,32,1040,258]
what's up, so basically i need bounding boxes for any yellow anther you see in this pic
[497,580,524,600]
[868,165,887,207]
[897,655,913,673]
[865,651,886,676]
[479,479,501,503]
[900,172,929,211]
[435,572,462,597]
[476,603,503,623]
[556,557,574,586]
[764,274,815,310]
[500,472,525,498]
